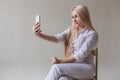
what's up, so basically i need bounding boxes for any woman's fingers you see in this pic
[32,23,41,34]
[33,23,40,30]
[50,56,60,64]
[34,27,40,32]
[50,56,56,64]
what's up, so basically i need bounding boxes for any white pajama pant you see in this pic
[45,63,95,80]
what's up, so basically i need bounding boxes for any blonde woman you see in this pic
[32,5,98,80]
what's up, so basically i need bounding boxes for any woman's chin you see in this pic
[74,25,79,28]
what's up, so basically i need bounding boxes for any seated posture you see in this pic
[32,5,98,80]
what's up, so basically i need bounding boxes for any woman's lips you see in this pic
[74,22,78,25]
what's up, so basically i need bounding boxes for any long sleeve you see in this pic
[73,31,97,62]
[54,29,70,43]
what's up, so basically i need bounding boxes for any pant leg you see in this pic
[45,63,95,80]
[45,64,62,80]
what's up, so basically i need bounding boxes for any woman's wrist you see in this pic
[59,59,65,63]
[36,31,42,37]
[59,56,76,63]
[59,60,62,63]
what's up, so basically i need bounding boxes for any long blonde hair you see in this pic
[64,5,98,58]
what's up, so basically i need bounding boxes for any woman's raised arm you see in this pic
[32,23,58,43]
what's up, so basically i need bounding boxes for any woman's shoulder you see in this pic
[88,30,98,40]
[84,27,95,34]
[85,29,97,37]
[62,28,71,34]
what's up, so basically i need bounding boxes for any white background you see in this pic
[0,0,120,80]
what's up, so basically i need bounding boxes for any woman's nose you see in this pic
[73,18,76,22]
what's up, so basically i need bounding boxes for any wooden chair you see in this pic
[91,48,98,80]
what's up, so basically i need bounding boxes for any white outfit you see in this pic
[45,27,97,80]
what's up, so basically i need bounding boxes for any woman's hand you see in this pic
[50,56,61,64]
[32,23,42,36]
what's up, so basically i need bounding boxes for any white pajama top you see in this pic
[54,27,97,64]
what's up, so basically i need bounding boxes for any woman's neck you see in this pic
[77,26,85,33]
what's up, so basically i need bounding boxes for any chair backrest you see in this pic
[91,48,98,80]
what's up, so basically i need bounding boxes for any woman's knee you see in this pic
[51,64,61,73]
[59,76,74,80]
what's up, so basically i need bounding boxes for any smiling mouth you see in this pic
[74,22,78,25]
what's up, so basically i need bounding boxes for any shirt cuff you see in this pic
[73,52,84,63]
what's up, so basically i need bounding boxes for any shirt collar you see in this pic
[77,26,87,34]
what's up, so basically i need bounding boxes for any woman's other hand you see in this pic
[50,56,61,64]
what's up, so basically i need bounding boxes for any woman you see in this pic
[32,5,98,80]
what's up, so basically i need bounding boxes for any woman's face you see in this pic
[71,9,83,29]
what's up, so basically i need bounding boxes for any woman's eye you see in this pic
[75,15,78,18]
[72,16,74,18]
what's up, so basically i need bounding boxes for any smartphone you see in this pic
[35,15,40,24]
[35,15,41,32]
